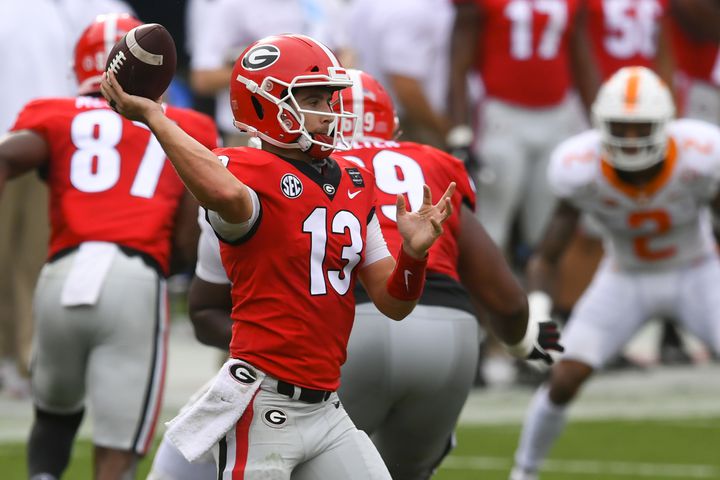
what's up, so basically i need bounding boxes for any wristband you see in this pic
[505,291,552,358]
[386,246,428,301]
[528,291,552,321]
[445,125,474,148]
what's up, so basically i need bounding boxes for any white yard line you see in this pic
[459,363,720,425]
[443,456,720,478]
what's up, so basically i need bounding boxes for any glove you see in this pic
[446,125,479,171]
[506,292,565,366]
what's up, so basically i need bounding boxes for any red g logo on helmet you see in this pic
[241,45,281,71]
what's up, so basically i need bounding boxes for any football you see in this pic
[105,23,177,100]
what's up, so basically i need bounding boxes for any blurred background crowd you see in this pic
[2,0,719,400]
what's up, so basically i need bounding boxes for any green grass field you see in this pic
[2,418,718,479]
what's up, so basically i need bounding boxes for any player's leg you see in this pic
[88,254,169,479]
[511,261,649,479]
[291,395,391,480]
[677,256,720,357]
[338,303,394,432]
[369,306,479,480]
[148,379,217,480]
[521,96,585,248]
[28,255,92,478]
[147,436,217,480]
[28,408,85,480]
[474,98,529,250]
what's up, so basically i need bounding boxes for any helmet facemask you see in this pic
[592,66,675,172]
[597,119,668,172]
[234,69,356,159]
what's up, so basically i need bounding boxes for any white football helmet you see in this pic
[592,66,675,172]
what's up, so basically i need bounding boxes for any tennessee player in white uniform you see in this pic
[509,66,720,480]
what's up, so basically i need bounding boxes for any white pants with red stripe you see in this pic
[30,249,168,454]
[212,378,391,480]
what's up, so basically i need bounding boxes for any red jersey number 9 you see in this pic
[345,150,427,223]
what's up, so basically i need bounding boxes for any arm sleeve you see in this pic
[207,186,261,242]
[361,213,392,267]
[195,208,231,284]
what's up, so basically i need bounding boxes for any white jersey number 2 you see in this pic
[69,110,166,198]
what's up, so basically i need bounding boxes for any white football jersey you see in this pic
[549,119,720,271]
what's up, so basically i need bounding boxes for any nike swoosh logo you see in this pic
[348,190,362,199]
[404,269,412,290]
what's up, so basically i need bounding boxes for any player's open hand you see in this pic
[100,70,163,123]
[396,182,455,259]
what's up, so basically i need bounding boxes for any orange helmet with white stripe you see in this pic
[592,66,675,172]
[74,13,143,95]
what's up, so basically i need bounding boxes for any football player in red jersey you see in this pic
[0,14,218,480]
[146,68,565,480]
[585,0,673,82]
[103,33,456,479]
[448,0,599,254]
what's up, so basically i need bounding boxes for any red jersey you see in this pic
[586,0,668,79]
[216,148,378,391]
[11,96,218,274]
[339,140,476,282]
[464,0,580,106]
[670,18,720,85]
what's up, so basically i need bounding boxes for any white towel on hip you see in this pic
[60,242,118,307]
[165,359,265,462]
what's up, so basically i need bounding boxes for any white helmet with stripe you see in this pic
[592,66,675,172]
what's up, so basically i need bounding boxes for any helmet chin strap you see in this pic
[298,133,335,159]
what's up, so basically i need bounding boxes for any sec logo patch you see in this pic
[281,174,303,198]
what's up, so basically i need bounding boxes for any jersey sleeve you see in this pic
[425,146,477,211]
[173,109,220,151]
[547,130,601,202]
[10,99,57,137]
[449,152,476,211]
[672,119,720,201]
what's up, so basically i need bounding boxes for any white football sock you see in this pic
[513,384,568,473]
